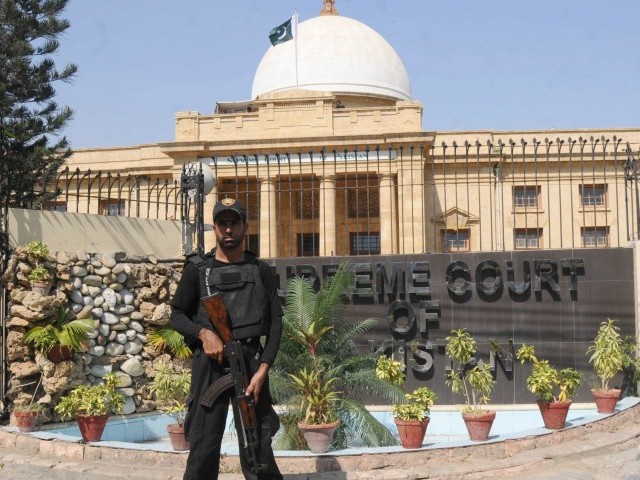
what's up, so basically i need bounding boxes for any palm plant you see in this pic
[271,262,403,450]
[24,306,94,356]
[148,326,192,359]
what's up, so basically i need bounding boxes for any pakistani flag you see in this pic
[269,17,294,46]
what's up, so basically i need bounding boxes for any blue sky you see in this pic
[53,0,640,149]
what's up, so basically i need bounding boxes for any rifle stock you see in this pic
[201,293,233,343]
[199,292,266,473]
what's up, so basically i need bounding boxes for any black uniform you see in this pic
[170,252,283,480]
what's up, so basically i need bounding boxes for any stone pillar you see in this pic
[259,177,278,258]
[379,173,398,254]
[398,157,426,254]
[203,183,217,252]
[319,175,336,256]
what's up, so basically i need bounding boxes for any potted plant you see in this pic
[445,329,496,441]
[273,262,400,451]
[11,374,47,433]
[12,403,46,433]
[54,372,125,442]
[376,354,436,448]
[149,363,191,451]
[621,335,640,396]
[290,366,340,454]
[25,240,52,295]
[23,306,94,363]
[516,344,582,429]
[587,318,625,413]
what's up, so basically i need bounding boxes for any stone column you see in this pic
[379,173,398,254]
[319,175,336,256]
[259,177,278,258]
[398,157,426,254]
[203,183,217,252]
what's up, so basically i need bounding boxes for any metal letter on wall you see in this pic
[475,260,502,296]
[446,261,471,296]
[560,258,585,299]
[534,260,561,293]
[506,260,531,295]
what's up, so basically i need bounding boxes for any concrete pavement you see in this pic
[1,402,639,480]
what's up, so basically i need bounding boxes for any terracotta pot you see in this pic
[394,417,429,449]
[47,345,72,363]
[298,420,340,454]
[591,388,621,414]
[76,413,109,442]
[13,411,39,433]
[167,423,189,451]
[536,399,572,429]
[462,410,496,441]
[31,281,52,296]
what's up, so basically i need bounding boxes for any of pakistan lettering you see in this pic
[276,258,585,379]
[212,150,398,166]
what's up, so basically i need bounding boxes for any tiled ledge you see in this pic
[1,397,639,475]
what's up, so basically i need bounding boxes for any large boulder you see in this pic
[42,360,86,396]
[6,329,30,362]
[9,290,63,320]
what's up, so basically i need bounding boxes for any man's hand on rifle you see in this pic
[246,363,269,403]
[198,328,225,364]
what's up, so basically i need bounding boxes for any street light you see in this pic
[180,162,215,255]
[623,143,640,241]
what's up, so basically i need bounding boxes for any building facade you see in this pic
[61,6,640,259]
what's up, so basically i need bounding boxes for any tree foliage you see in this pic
[0,0,77,209]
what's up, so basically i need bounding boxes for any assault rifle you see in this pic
[199,292,266,474]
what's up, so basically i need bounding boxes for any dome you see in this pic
[252,15,411,101]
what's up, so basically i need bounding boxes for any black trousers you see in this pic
[183,348,283,480]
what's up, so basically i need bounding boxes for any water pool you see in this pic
[9,397,639,456]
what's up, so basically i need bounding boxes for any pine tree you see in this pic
[0,0,77,209]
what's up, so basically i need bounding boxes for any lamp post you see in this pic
[180,162,215,256]
[623,144,640,241]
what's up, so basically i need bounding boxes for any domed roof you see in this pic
[252,15,412,101]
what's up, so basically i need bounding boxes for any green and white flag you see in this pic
[269,17,294,46]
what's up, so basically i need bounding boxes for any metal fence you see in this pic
[22,167,181,220]
[4,136,640,257]
[207,136,640,256]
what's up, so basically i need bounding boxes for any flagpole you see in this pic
[294,10,299,88]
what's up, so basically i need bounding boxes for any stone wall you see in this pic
[2,246,188,422]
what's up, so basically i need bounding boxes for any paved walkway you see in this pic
[1,403,639,480]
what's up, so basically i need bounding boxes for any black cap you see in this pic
[213,198,247,223]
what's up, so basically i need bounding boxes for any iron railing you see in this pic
[207,136,640,256]
[22,167,181,220]
[3,136,640,257]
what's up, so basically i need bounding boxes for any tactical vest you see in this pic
[188,252,270,340]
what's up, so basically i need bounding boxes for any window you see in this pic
[350,232,380,255]
[513,186,540,209]
[297,233,319,257]
[441,229,470,252]
[580,184,607,207]
[581,227,609,248]
[101,199,125,216]
[347,189,380,217]
[296,191,318,219]
[45,201,67,212]
[514,228,542,249]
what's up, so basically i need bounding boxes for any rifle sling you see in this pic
[199,373,235,407]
